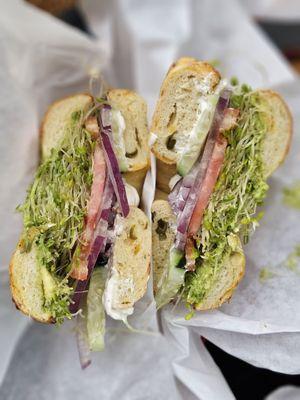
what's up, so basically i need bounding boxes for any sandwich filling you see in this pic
[157,84,269,308]
[186,86,268,305]
[18,111,94,321]
[17,100,141,323]
[176,79,227,176]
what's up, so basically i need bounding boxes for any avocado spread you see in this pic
[17,110,94,322]
[186,85,269,306]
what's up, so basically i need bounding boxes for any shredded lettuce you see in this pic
[155,247,185,309]
[17,110,94,322]
[186,86,269,305]
[87,268,107,351]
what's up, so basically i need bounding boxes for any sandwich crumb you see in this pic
[284,244,300,272]
[259,268,275,283]
[230,76,239,86]
[208,59,220,68]
[282,181,300,210]
[184,303,195,320]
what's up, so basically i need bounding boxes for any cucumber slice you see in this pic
[155,247,185,309]
[177,94,219,176]
[87,268,107,351]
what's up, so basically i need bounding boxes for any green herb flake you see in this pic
[230,76,239,86]
[259,268,275,283]
[184,302,195,320]
[208,59,220,68]
[71,111,81,122]
[282,181,300,210]
[284,244,300,272]
[185,310,195,321]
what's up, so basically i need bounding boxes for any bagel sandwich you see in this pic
[10,90,151,357]
[151,57,292,311]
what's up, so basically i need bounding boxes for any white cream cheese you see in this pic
[113,213,125,236]
[174,97,210,154]
[175,78,228,176]
[125,182,140,207]
[103,265,134,321]
[103,212,135,321]
[169,174,182,191]
[111,109,129,171]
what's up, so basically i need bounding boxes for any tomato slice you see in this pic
[188,108,239,238]
[188,133,227,237]
[70,142,106,280]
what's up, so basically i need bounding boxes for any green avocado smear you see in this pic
[185,85,269,307]
[17,111,94,323]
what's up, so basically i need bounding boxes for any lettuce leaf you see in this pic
[155,247,185,309]
[87,268,107,351]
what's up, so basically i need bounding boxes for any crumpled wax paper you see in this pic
[0,1,179,399]
[1,0,300,399]
[0,0,107,386]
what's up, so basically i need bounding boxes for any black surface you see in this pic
[205,340,300,400]
[258,21,300,58]
[59,6,92,36]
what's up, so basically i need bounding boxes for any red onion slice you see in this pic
[98,106,130,217]
[76,314,91,370]
[188,133,228,236]
[70,142,106,281]
[70,179,115,314]
[169,162,199,217]
[174,231,187,252]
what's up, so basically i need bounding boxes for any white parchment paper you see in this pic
[0,0,107,385]
[0,1,179,399]
[1,0,300,399]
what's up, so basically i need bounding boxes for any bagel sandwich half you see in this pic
[10,90,151,354]
[151,57,292,311]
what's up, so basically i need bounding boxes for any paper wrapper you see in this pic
[0,1,300,399]
[240,0,300,20]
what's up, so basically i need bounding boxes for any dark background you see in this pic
[27,1,300,399]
